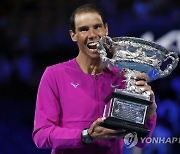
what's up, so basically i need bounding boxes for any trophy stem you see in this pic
[121,68,150,101]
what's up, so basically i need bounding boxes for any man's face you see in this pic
[70,12,108,59]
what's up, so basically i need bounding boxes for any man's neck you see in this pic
[76,55,104,75]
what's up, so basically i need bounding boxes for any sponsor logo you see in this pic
[111,84,120,88]
[71,82,79,88]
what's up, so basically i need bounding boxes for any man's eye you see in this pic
[79,27,88,32]
[94,25,102,29]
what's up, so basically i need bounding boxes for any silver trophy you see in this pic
[97,36,179,137]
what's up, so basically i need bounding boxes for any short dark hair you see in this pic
[69,4,106,33]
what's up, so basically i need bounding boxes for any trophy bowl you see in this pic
[97,36,179,137]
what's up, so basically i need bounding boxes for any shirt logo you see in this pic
[71,82,79,88]
[111,83,120,88]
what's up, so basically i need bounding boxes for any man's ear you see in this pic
[69,30,77,42]
[105,23,109,36]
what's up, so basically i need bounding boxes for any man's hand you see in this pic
[88,118,126,141]
[134,73,157,119]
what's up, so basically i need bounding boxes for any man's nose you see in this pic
[88,29,97,38]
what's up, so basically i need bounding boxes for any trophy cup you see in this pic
[97,36,179,137]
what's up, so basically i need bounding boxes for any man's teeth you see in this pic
[88,42,98,46]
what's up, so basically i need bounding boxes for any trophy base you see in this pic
[102,117,150,138]
[102,90,152,138]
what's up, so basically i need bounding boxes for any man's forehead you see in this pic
[74,12,103,27]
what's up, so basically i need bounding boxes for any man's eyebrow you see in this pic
[78,26,89,31]
[94,23,103,27]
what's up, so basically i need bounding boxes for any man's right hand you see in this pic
[88,118,126,141]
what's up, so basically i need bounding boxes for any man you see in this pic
[33,4,157,154]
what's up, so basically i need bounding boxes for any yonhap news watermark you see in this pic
[124,132,180,148]
[140,136,180,144]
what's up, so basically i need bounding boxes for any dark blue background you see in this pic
[0,0,180,154]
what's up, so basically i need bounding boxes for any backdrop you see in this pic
[0,0,179,154]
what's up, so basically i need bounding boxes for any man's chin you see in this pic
[86,48,101,59]
[89,48,98,53]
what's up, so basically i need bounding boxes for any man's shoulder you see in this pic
[41,59,76,79]
[48,58,76,71]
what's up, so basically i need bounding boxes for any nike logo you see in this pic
[111,84,120,88]
[71,82,79,88]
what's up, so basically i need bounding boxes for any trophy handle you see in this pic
[157,51,179,79]
[97,36,117,69]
